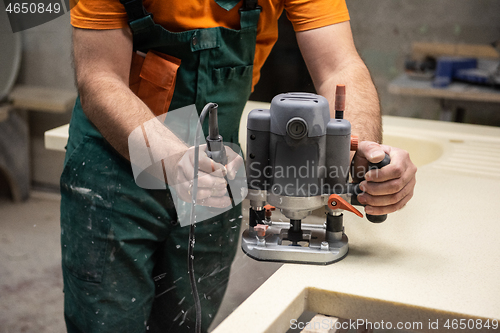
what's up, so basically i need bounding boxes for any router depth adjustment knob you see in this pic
[350,135,359,151]
[286,117,308,139]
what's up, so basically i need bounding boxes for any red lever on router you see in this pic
[327,194,363,217]
[254,224,269,237]
[264,204,275,219]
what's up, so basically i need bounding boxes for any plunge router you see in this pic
[242,87,390,265]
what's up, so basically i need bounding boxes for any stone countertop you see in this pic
[45,102,500,332]
[214,112,500,333]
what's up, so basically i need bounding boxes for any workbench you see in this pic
[45,103,500,332]
[1,85,76,201]
[388,74,500,122]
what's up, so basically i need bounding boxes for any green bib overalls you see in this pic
[61,0,260,331]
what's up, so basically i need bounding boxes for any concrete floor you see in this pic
[0,192,282,332]
[0,192,64,333]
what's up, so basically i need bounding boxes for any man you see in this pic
[62,0,417,332]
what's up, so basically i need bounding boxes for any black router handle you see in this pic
[366,153,390,223]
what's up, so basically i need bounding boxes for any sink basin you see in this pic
[382,134,443,167]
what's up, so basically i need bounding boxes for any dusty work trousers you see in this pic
[60,4,260,333]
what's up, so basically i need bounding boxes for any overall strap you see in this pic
[239,0,261,29]
[120,0,260,32]
[119,0,155,34]
[240,0,260,11]
[119,0,152,25]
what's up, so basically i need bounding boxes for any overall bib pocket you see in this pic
[212,64,253,84]
[60,136,118,282]
[129,50,181,117]
[211,64,254,143]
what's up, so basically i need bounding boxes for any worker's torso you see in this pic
[71,0,350,90]
[126,0,261,142]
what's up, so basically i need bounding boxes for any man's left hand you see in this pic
[352,141,417,215]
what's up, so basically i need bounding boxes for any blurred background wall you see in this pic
[253,0,500,125]
[5,13,73,190]
[346,0,500,123]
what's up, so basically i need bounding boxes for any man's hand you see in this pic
[166,145,244,208]
[352,141,417,215]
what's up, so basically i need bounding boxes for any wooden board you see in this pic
[9,85,77,113]
[412,42,499,60]
[388,74,500,103]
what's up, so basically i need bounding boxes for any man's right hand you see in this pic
[166,145,244,208]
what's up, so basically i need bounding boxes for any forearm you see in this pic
[73,27,187,164]
[297,22,416,214]
[78,75,188,161]
[296,21,382,143]
[315,58,382,143]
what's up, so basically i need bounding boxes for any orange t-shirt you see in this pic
[71,0,350,89]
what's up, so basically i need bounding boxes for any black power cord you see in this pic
[188,102,217,333]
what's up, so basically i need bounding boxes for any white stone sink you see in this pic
[382,133,443,167]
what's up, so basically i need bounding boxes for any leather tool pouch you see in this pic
[129,50,181,116]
